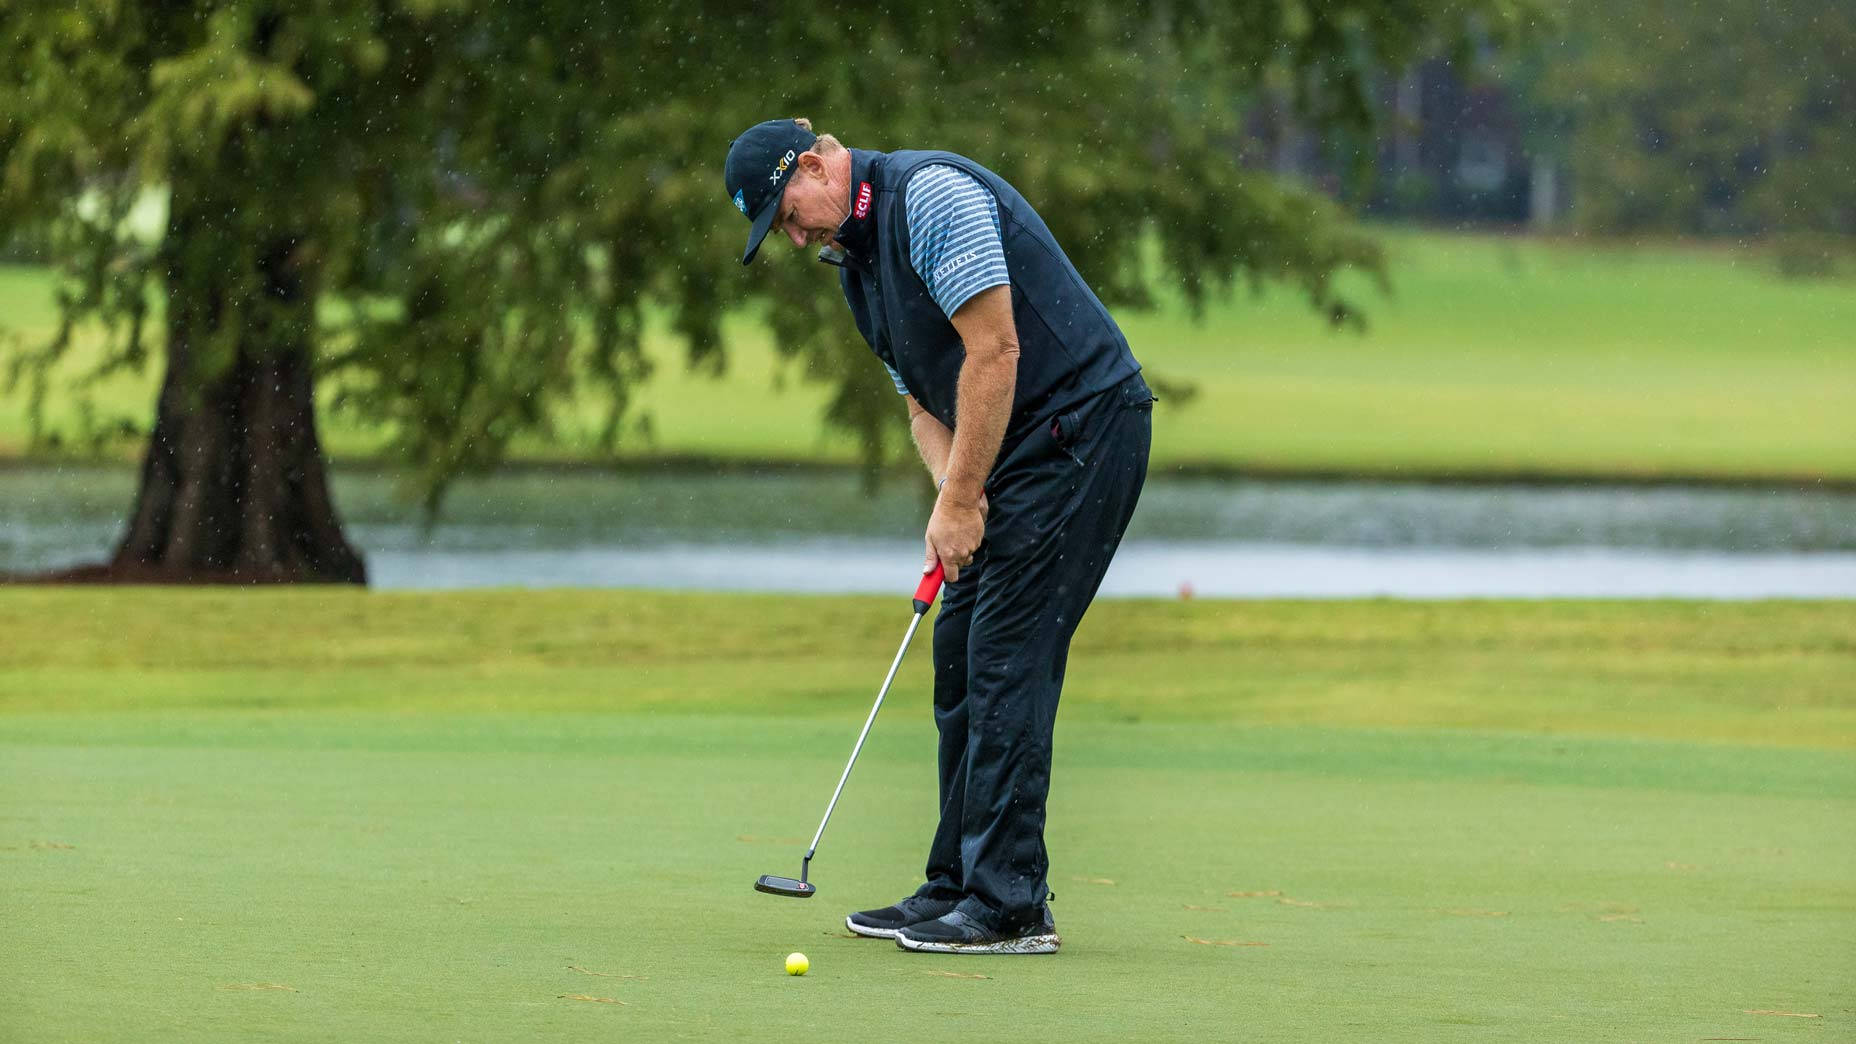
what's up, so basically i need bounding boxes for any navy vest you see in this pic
[828,148,1140,452]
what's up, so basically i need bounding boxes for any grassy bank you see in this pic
[3,227,1853,482]
[3,591,1853,1041]
[3,591,1853,744]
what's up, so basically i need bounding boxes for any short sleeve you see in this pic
[904,165,1011,319]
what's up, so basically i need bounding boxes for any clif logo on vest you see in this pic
[853,181,873,219]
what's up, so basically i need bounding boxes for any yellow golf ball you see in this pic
[785,952,809,976]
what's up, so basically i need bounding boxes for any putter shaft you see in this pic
[805,607,929,861]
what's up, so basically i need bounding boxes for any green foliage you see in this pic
[1,0,1527,510]
[1543,0,1855,245]
[7,228,1853,480]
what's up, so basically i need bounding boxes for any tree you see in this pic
[0,0,1530,583]
[1543,0,1855,252]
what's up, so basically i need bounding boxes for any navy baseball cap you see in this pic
[724,119,819,265]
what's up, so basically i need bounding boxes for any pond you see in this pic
[3,465,1853,599]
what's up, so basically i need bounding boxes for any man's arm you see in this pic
[908,394,988,523]
[906,395,953,481]
[942,284,1018,503]
[923,284,1018,581]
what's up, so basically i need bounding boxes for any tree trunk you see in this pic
[96,203,365,585]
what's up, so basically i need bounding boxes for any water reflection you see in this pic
[4,465,1853,598]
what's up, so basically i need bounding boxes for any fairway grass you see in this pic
[4,227,1854,481]
[3,591,1853,1041]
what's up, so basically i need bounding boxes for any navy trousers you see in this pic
[916,372,1154,929]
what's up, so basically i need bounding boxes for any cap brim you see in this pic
[741,193,781,266]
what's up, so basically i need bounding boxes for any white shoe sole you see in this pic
[895,931,1061,955]
[845,916,901,939]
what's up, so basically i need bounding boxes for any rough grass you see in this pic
[3,227,1853,480]
[2,591,1853,1041]
[2,591,1853,745]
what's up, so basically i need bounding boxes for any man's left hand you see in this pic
[925,490,987,583]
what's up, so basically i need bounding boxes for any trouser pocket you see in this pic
[1048,406,1087,465]
[1048,373,1153,463]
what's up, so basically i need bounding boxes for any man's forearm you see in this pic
[910,408,954,482]
[940,343,1018,506]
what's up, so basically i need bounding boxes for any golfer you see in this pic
[724,118,1153,954]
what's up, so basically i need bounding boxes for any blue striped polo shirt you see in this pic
[879,164,1011,396]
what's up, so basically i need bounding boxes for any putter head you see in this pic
[754,874,816,898]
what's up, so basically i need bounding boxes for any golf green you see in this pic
[3,591,1852,1041]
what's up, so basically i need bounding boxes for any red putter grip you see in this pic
[912,561,946,613]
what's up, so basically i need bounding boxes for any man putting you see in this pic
[724,118,1153,954]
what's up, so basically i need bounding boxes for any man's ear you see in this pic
[797,150,828,179]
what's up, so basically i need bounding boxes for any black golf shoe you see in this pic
[894,907,1060,955]
[845,895,960,939]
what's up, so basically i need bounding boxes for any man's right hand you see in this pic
[923,491,988,583]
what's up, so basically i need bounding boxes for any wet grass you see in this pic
[3,590,1853,745]
[2,590,1853,1040]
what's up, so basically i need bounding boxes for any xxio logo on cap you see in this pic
[853,181,873,219]
[769,149,797,183]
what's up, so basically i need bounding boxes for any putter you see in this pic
[755,561,947,898]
